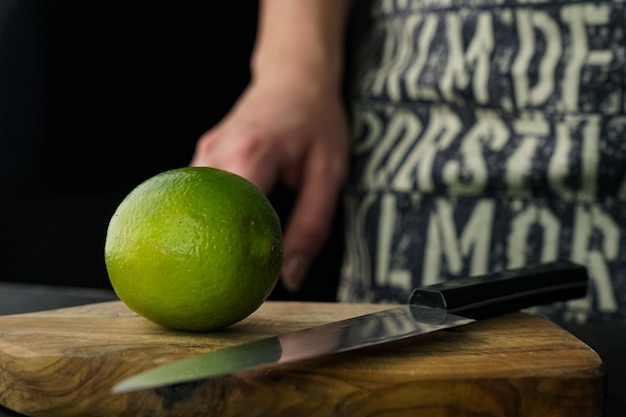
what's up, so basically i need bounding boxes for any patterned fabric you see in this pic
[340,0,626,323]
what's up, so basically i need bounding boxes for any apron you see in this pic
[340,0,626,324]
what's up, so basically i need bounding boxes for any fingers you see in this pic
[280,148,347,292]
[189,81,350,293]
[190,128,279,195]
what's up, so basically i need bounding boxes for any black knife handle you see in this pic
[409,260,589,319]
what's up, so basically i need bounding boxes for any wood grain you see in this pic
[0,301,605,417]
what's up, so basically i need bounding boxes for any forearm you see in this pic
[251,0,351,92]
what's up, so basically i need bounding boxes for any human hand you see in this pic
[190,77,349,292]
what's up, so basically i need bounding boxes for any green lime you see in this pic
[104,167,283,331]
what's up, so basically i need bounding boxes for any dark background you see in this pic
[1,4,624,417]
[0,1,342,301]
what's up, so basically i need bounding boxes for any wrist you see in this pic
[250,0,350,95]
[251,48,343,95]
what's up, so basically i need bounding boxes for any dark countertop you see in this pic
[0,283,623,417]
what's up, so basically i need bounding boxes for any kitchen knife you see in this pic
[112,260,588,394]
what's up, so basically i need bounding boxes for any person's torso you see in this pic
[341,0,626,324]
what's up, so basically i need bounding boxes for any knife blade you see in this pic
[112,260,588,394]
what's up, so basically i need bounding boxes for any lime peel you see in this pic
[105,167,283,331]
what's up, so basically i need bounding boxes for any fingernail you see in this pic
[283,255,309,292]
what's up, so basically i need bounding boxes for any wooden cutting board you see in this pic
[0,301,605,417]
